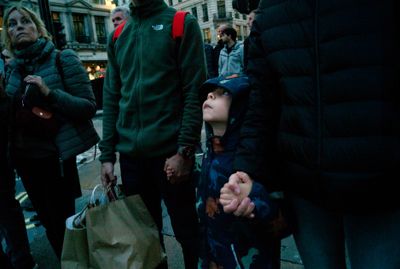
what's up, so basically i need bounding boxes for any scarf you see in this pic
[13,38,54,74]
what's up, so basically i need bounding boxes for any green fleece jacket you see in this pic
[99,0,206,163]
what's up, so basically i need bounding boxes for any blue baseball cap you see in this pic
[200,74,250,100]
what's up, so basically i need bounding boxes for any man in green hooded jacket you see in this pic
[99,0,206,267]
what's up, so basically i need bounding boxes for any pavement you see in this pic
[14,114,304,269]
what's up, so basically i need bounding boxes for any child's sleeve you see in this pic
[248,181,274,221]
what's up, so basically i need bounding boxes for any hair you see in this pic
[221,27,237,41]
[249,9,258,15]
[1,5,52,52]
[111,6,130,18]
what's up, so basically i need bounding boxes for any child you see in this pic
[197,74,278,269]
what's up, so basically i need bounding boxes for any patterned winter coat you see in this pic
[197,76,275,268]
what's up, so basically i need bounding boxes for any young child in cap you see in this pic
[197,74,278,269]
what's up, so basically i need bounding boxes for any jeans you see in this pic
[120,154,200,269]
[290,195,400,269]
[0,169,35,269]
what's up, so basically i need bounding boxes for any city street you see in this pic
[14,115,304,269]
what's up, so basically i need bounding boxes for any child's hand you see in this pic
[220,172,255,218]
[238,180,253,200]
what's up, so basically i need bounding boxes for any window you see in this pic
[72,13,89,43]
[203,28,211,43]
[217,1,226,18]
[191,7,198,19]
[243,14,247,20]
[95,16,106,44]
[202,4,208,22]
[168,0,173,5]
[235,11,240,19]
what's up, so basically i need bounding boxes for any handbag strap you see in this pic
[55,51,67,91]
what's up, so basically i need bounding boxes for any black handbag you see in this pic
[15,82,59,138]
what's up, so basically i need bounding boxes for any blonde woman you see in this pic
[2,5,99,258]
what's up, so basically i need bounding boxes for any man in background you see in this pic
[211,24,228,77]
[218,27,244,76]
[111,6,130,28]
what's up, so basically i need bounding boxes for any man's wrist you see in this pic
[177,145,195,159]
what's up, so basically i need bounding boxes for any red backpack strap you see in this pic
[112,20,127,42]
[172,11,189,39]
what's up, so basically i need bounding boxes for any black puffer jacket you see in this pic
[234,0,400,211]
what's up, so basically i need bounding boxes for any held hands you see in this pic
[24,75,51,96]
[220,171,255,218]
[101,162,117,187]
[164,153,193,184]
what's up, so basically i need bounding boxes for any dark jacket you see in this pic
[99,0,206,163]
[233,0,400,211]
[212,41,224,78]
[6,39,99,160]
[204,43,216,78]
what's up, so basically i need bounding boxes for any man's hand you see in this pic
[101,162,117,187]
[164,153,193,184]
[220,171,255,218]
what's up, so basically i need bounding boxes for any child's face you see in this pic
[203,87,232,124]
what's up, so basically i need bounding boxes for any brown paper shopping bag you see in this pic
[86,194,166,269]
[61,208,90,269]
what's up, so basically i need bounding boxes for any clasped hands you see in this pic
[220,171,256,218]
[164,153,193,184]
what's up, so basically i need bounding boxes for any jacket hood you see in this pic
[201,74,250,150]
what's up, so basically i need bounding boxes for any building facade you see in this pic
[1,0,250,72]
[0,0,115,79]
[165,0,250,44]
[114,0,250,44]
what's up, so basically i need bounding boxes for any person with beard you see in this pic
[218,27,244,76]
